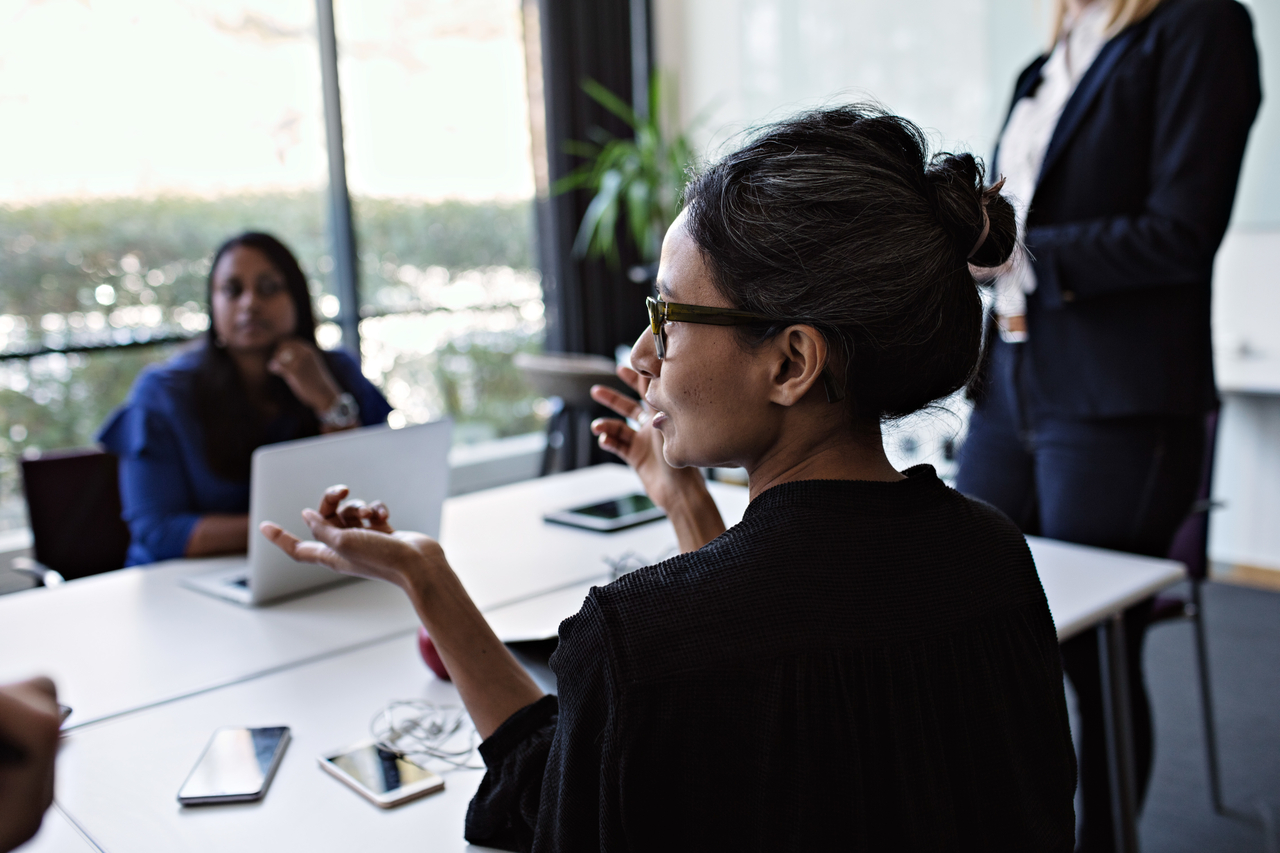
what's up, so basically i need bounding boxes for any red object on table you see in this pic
[417,626,451,681]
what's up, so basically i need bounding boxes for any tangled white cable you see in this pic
[370,701,483,770]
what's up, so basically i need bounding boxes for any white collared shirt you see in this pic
[993,2,1111,333]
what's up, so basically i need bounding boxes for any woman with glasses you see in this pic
[99,232,391,566]
[263,106,1077,851]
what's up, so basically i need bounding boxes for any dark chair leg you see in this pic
[1191,578,1226,815]
[541,400,568,476]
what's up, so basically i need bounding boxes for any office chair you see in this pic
[18,447,131,583]
[514,352,632,475]
[1148,409,1224,810]
[1148,410,1277,846]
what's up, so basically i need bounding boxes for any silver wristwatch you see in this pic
[319,392,360,429]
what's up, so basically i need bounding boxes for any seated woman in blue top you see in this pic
[99,232,391,566]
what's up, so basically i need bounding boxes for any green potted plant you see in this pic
[554,76,697,276]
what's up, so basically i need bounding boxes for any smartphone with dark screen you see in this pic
[543,493,666,532]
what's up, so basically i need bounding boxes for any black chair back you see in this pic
[20,448,130,580]
[1166,409,1220,582]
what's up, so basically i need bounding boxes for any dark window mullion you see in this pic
[315,0,361,358]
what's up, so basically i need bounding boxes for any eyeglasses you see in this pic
[644,296,846,403]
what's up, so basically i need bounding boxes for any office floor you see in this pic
[1136,581,1280,852]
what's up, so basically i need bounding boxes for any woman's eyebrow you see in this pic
[657,280,672,298]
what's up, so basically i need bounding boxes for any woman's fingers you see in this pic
[314,487,395,532]
[318,486,349,519]
[266,340,302,378]
[259,521,344,571]
[300,509,416,584]
[364,501,395,533]
[590,384,646,424]
[337,500,366,528]
[591,417,634,459]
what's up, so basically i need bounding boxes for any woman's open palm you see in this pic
[259,486,443,592]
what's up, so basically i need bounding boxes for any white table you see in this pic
[440,465,748,612]
[0,561,421,728]
[5,464,1182,853]
[14,803,98,853]
[1030,535,1183,853]
[47,635,494,853]
[1029,535,1184,639]
[0,466,748,729]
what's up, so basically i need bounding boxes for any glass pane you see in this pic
[0,344,187,532]
[334,0,545,445]
[0,1,332,525]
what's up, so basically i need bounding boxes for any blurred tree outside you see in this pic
[0,192,543,531]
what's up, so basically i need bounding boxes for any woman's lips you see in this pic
[644,393,668,428]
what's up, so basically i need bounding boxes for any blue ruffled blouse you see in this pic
[98,346,392,566]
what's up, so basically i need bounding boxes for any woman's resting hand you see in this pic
[185,514,250,558]
[590,365,726,552]
[267,339,345,417]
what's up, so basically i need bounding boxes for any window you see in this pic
[333,0,544,444]
[0,0,546,530]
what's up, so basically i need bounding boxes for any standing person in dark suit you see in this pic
[956,0,1261,848]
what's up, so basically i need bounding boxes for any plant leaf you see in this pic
[582,78,637,128]
[573,169,623,261]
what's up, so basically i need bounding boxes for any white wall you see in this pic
[1211,395,1280,570]
[657,0,1278,227]
[655,0,1049,165]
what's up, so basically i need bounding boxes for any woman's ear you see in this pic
[766,326,828,407]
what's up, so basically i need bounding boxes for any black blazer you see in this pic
[990,0,1261,417]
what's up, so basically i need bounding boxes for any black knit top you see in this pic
[465,466,1077,851]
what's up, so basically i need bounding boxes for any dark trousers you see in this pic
[956,337,1203,852]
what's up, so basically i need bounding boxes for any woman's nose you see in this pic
[631,327,659,379]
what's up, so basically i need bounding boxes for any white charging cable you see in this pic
[370,701,483,770]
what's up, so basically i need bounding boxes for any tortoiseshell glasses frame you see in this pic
[644,296,845,402]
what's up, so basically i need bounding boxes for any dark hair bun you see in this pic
[924,153,1017,269]
[683,104,1006,421]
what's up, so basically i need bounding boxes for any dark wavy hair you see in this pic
[682,104,1016,422]
[194,232,347,481]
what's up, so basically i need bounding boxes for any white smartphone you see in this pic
[543,493,666,532]
[177,726,290,805]
[319,740,445,808]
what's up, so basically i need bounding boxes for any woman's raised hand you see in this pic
[267,339,345,417]
[590,365,726,551]
[259,486,443,593]
[590,365,695,507]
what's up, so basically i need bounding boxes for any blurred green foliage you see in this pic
[0,192,542,530]
[554,76,695,266]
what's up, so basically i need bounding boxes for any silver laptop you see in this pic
[182,419,453,606]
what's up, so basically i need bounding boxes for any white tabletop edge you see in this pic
[61,624,421,733]
[1051,566,1185,640]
